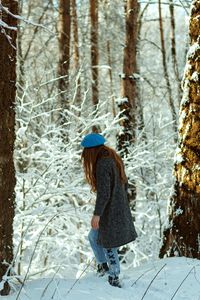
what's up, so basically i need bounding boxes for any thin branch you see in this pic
[140,38,162,51]
[41,267,61,299]
[15,214,59,300]
[138,0,190,10]
[140,263,167,300]
[131,267,155,286]
[23,0,52,61]
[0,27,16,49]
[0,19,17,30]
[0,4,55,34]
[65,258,95,296]
[171,267,195,300]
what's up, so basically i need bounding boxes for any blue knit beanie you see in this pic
[81,133,106,148]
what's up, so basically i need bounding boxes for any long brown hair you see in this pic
[81,145,127,192]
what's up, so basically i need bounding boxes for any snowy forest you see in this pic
[0,0,200,299]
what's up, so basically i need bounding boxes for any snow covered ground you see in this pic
[3,257,200,300]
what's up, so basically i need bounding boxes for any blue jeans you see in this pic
[88,228,120,277]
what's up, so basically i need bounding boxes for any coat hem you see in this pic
[98,236,137,249]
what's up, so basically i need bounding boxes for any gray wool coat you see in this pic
[94,156,137,248]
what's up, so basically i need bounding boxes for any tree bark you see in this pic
[90,0,99,106]
[169,0,182,105]
[158,0,177,139]
[71,0,81,105]
[103,0,116,117]
[136,3,148,141]
[117,0,139,154]
[0,0,17,295]
[17,0,24,99]
[159,0,200,259]
[57,0,71,121]
[117,0,139,206]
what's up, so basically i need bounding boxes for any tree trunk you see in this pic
[169,0,182,105]
[136,3,148,141]
[159,0,200,259]
[103,0,116,117]
[71,0,81,105]
[17,0,24,100]
[90,0,99,106]
[158,0,177,139]
[57,0,71,122]
[117,0,139,206]
[0,0,17,295]
[117,0,139,154]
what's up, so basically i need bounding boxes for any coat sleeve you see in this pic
[94,159,111,216]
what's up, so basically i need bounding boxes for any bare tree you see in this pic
[117,0,139,154]
[159,0,200,259]
[169,0,182,105]
[90,0,99,106]
[158,0,177,138]
[136,3,148,141]
[117,0,139,206]
[103,0,116,117]
[71,0,81,105]
[57,0,71,121]
[0,0,17,295]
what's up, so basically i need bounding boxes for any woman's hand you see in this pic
[91,215,100,229]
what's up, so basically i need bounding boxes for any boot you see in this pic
[97,262,109,276]
[108,275,122,288]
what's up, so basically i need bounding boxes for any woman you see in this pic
[81,133,137,288]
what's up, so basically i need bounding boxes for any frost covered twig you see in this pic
[0,26,17,49]
[0,3,54,34]
[15,214,59,300]
[0,19,17,30]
